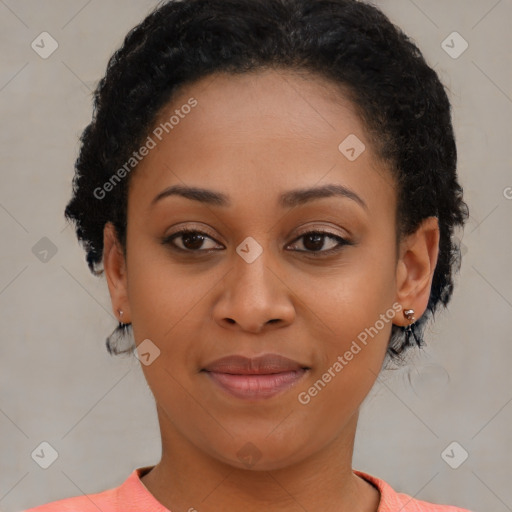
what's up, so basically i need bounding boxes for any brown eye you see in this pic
[162,228,351,257]
[163,229,221,252]
[287,231,350,256]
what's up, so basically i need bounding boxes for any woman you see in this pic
[24,0,472,510]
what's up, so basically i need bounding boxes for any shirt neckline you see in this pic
[127,465,391,512]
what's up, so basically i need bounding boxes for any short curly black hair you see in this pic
[64,0,469,362]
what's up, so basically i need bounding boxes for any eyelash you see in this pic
[161,228,352,257]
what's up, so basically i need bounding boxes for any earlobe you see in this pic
[394,216,440,326]
[103,222,130,321]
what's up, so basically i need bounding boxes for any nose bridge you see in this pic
[213,235,295,331]
[232,235,278,300]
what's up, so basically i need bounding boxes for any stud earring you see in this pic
[402,307,421,346]
[403,309,415,324]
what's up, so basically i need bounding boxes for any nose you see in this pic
[212,247,295,333]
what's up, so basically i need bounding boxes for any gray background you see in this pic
[1,1,511,511]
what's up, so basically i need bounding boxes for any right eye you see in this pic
[162,229,223,253]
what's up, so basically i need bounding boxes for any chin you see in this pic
[206,436,317,472]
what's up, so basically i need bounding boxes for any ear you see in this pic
[103,222,130,322]
[394,216,440,327]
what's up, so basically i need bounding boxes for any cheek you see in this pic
[125,242,222,387]
[292,274,395,447]
[296,240,397,347]
[294,235,397,402]
[125,233,205,336]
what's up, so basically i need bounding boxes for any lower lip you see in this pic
[204,369,308,400]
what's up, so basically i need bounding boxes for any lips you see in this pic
[201,354,310,400]
[202,354,309,374]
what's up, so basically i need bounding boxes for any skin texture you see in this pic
[103,69,440,512]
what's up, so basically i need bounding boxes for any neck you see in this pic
[140,407,381,512]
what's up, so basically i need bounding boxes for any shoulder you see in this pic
[353,469,474,512]
[21,488,118,512]
[392,490,474,512]
[20,467,156,512]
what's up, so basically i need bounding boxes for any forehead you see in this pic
[157,68,365,145]
[129,69,394,215]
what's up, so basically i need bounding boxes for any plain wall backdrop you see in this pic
[1,1,511,511]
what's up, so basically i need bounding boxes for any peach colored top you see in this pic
[22,466,473,512]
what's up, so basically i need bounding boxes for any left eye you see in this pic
[287,231,349,255]
[162,229,350,255]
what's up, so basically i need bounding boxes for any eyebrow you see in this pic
[150,183,368,211]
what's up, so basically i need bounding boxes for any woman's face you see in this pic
[104,69,438,471]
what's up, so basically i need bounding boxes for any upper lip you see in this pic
[202,354,310,374]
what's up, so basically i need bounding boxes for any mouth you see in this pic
[201,354,311,400]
